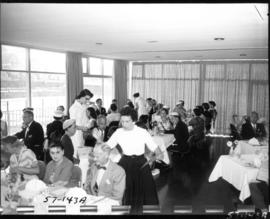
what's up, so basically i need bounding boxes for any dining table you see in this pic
[208,154,261,202]
[235,140,268,155]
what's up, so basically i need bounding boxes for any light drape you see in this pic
[114,60,128,109]
[131,61,268,134]
[66,52,83,110]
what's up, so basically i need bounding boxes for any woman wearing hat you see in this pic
[60,119,76,162]
[69,89,93,159]
[106,107,163,214]
[44,110,65,164]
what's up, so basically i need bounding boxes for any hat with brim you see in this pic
[23,107,34,112]
[63,119,75,130]
[53,110,64,118]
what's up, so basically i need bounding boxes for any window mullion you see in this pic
[27,48,32,107]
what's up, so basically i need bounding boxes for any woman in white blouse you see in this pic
[106,107,163,214]
[69,89,93,158]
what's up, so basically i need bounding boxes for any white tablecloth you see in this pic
[208,155,260,202]
[236,141,268,155]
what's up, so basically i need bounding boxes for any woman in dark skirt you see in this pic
[106,107,163,214]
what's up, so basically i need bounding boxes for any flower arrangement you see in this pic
[226,140,239,150]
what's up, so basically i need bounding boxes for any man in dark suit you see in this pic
[95,98,107,116]
[165,112,189,152]
[15,108,44,160]
[84,142,126,204]
[241,111,266,140]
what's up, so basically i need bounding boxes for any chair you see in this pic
[67,165,82,187]
[108,121,119,128]
[37,160,46,180]
[107,126,119,140]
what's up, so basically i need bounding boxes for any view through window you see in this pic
[1,45,67,134]
[82,57,114,110]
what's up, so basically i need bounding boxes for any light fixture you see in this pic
[96,42,103,45]
[148,40,158,43]
[155,56,161,58]
[240,54,247,57]
[214,38,225,41]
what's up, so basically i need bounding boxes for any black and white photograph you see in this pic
[0,3,269,216]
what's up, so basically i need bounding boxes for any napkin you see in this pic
[248,137,260,146]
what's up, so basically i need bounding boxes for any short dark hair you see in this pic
[127,101,134,109]
[133,92,139,98]
[120,106,138,122]
[49,141,64,151]
[112,99,117,102]
[161,108,169,115]
[196,105,204,114]
[76,89,93,99]
[0,110,2,119]
[193,107,202,116]
[96,98,102,103]
[87,107,97,120]
[24,110,34,117]
[202,103,210,110]
[209,101,216,107]
[251,111,259,118]
[138,114,149,124]
[110,103,117,112]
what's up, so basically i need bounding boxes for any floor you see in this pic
[155,137,247,214]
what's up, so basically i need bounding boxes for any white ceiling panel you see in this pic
[1,3,268,61]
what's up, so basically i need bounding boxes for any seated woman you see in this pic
[1,136,39,187]
[43,142,73,187]
[156,108,173,132]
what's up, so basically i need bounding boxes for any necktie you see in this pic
[24,125,29,138]
[95,164,106,170]
[93,182,99,194]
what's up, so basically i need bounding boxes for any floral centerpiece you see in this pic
[227,140,240,157]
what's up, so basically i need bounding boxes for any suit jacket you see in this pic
[15,120,44,160]
[165,120,189,148]
[241,122,266,140]
[84,160,126,204]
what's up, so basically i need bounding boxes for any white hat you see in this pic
[163,105,170,109]
[53,110,64,118]
[63,119,75,130]
[19,179,47,200]
[169,112,179,117]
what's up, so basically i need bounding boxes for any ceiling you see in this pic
[1,3,268,61]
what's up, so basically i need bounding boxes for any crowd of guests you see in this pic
[0,89,268,214]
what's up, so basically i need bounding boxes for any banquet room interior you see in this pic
[0,3,269,216]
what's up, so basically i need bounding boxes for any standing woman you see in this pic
[69,89,93,159]
[106,107,163,214]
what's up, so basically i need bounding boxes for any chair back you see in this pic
[68,165,82,187]
[37,160,46,180]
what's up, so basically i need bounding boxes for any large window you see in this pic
[82,57,114,110]
[1,45,67,134]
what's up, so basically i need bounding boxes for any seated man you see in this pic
[43,142,73,187]
[92,115,109,143]
[2,136,39,185]
[241,111,266,140]
[249,159,269,213]
[14,108,44,160]
[84,142,126,204]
